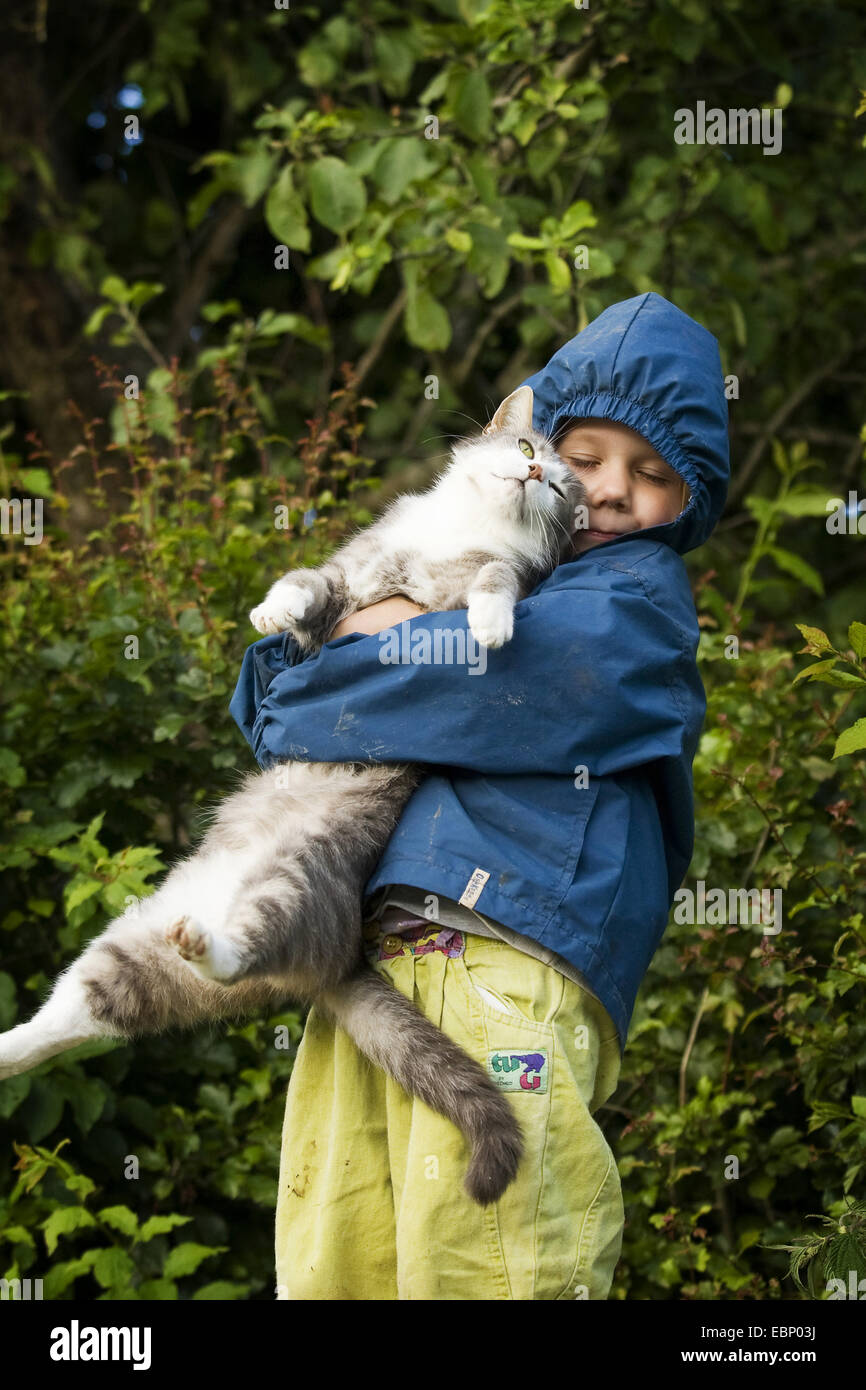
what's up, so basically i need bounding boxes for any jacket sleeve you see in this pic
[229,567,705,778]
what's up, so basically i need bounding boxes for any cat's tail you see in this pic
[318,967,524,1206]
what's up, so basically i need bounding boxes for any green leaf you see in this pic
[127,281,165,311]
[264,165,311,252]
[765,546,824,595]
[452,69,492,142]
[200,299,242,323]
[775,492,838,518]
[298,37,338,88]
[163,1242,227,1280]
[543,251,572,294]
[0,1224,35,1249]
[153,712,187,743]
[21,1078,65,1143]
[833,719,866,760]
[507,232,546,250]
[93,1246,136,1289]
[465,151,497,205]
[100,275,130,304]
[848,622,866,660]
[60,1039,119,1066]
[42,1205,98,1256]
[62,1075,108,1133]
[235,149,277,208]
[559,200,597,238]
[372,138,430,205]
[97,1206,140,1238]
[581,247,616,281]
[42,1253,99,1299]
[139,1214,193,1243]
[193,1280,253,1299]
[444,227,472,255]
[792,659,838,686]
[0,1074,31,1120]
[404,289,451,350]
[16,467,52,497]
[0,1073,30,1117]
[795,623,833,653]
[83,303,116,338]
[308,157,366,235]
[65,878,103,913]
[137,1278,179,1299]
[813,669,866,689]
[0,748,25,788]
[372,32,415,96]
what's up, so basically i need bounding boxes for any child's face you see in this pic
[555,420,688,552]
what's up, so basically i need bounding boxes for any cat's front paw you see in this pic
[249,583,314,636]
[467,593,514,649]
[166,918,243,984]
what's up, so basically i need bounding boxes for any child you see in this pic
[230,290,730,1300]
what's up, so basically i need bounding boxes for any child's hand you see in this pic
[328,596,427,641]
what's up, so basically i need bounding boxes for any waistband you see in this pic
[363,907,466,963]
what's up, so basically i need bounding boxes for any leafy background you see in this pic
[1,0,865,1300]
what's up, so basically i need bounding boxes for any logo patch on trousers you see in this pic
[486,1050,549,1093]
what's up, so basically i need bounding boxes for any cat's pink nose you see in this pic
[527,462,543,481]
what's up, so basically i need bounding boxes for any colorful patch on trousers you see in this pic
[486,1049,549,1093]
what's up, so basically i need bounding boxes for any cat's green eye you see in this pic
[518,438,535,459]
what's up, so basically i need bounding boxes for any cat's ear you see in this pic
[482,385,534,437]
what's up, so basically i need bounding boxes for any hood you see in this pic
[518,291,730,554]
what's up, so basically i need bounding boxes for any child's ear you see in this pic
[482,385,534,437]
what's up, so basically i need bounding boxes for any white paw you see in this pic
[0,1026,31,1081]
[166,917,242,983]
[467,594,514,649]
[249,583,312,635]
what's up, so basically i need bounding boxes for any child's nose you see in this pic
[589,464,629,503]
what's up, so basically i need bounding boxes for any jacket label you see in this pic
[486,1050,549,1093]
[459,867,490,908]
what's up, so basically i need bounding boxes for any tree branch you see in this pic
[164,199,251,360]
[728,334,866,505]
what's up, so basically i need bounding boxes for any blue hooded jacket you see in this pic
[229,292,730,1055]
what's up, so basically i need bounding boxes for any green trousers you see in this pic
[275,918,624,1300]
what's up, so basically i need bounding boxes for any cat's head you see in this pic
[442,386,585,566]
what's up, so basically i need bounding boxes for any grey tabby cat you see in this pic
[0,385,584,1206]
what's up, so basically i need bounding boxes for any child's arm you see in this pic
[230,561,706,779]
[328,596,427,640]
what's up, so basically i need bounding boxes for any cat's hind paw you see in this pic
[166,918,243,984]
[0,1026,33,1081]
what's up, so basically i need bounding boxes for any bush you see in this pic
[1,360,865,1299]
[0,357,376,1299]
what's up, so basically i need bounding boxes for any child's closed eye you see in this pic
[638,471,674,487]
